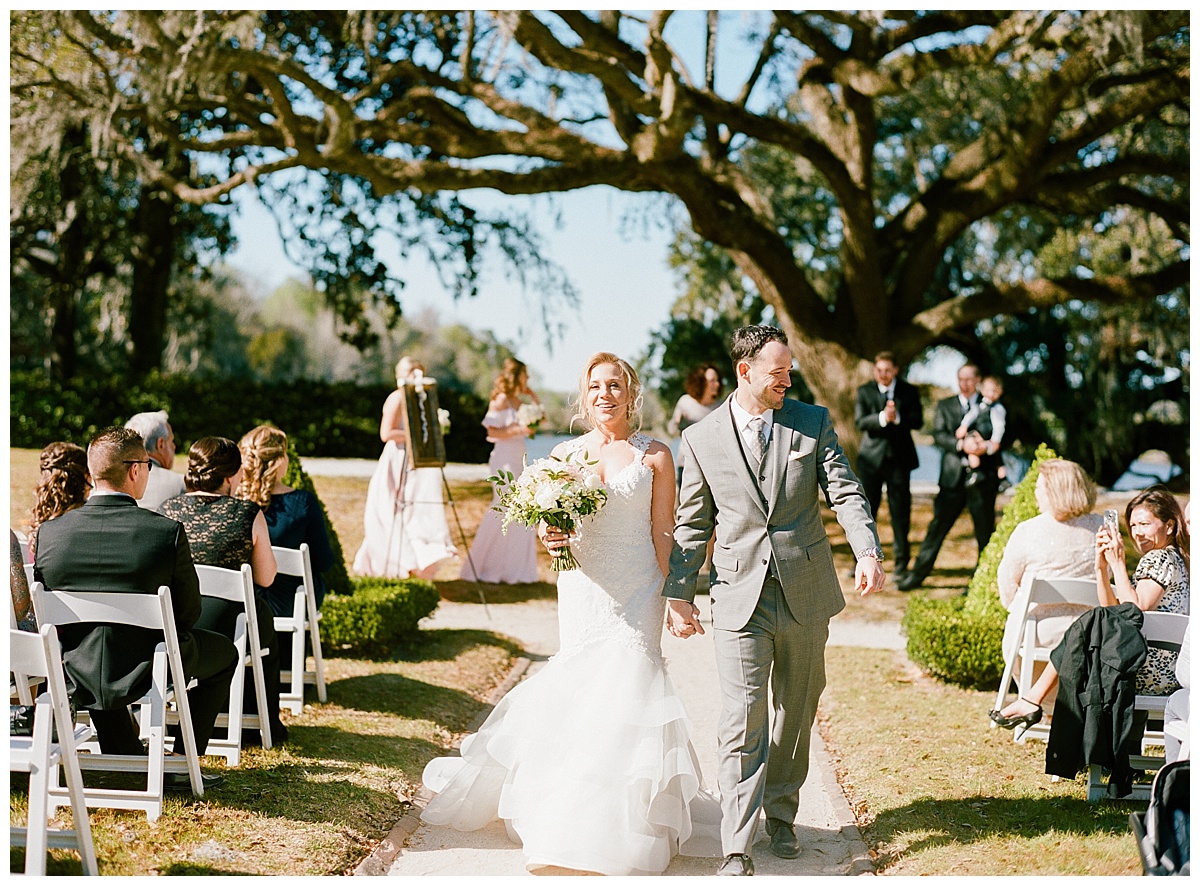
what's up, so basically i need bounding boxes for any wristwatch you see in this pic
[856,547,884,562]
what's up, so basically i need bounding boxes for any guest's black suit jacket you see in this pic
[854,378,922,474]
[33,494,203,710]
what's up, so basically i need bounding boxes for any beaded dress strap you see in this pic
[629,432,652,462]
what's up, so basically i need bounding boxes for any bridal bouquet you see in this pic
[517,403,546,433]
[490,453,607,571]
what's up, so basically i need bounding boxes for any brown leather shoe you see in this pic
[765,818,800,859]
[717,853,755,876]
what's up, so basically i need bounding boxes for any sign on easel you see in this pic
[400,373,446,469]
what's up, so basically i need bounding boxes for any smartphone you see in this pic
[1103,509,1120,538]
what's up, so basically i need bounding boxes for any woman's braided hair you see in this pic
[236,425,289,510]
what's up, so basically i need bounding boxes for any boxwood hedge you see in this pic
[10,370,490,463]
[320,578,441,656]
[902,443,1058,689]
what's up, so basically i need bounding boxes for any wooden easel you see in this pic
[395,373,491,617]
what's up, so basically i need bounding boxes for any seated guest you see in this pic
[236,425,336,616]
[33,427,237,789]
[124,410,185,512]
[996,459,1103,683]
[161,437,287,744]
[992,485,1190,731]
[28,441,92,559]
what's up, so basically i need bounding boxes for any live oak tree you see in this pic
[11,11,1188,452]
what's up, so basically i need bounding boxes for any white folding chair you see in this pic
[10,580,40,704]
[993,577,1097,743]
[196,563,273,764]
[16,530,32,564]
[30,582,206,822]
[10,625,99,875]
[271,544,327,714]
[1087,610,1190,801]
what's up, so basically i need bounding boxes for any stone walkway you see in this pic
[353,597,898,877]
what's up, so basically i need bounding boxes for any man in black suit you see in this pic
[898,363,1001,590]
[34,427,238,790]
[854,351,923,576]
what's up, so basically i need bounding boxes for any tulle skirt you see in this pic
[421,639,722,875]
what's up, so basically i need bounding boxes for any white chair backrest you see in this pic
[271,544,312,582]
[196,563,253,604]
[16,532,31,565]
[32,585,175,636]
[1027,577,1098,608]
[1141,611,1189,649]
[196,562,263,640]
[10,624,67,696]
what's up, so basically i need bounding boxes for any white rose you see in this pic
[584,473,603,490]
[535,488,559,510]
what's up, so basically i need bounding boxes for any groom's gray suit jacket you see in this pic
[664,396,880,631]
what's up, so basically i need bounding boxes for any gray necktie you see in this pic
[745,416,767,463]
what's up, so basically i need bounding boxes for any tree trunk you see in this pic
[786,332,872,472]
[47,127,88,382]
[128,186,177,377]
[729,250,874,470]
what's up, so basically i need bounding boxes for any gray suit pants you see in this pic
[713,575,829,855]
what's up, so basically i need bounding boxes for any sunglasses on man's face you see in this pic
[123,459,154,471]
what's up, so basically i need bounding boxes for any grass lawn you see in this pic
[9,447,1161,875]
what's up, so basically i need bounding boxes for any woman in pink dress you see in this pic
[461,358,540,583]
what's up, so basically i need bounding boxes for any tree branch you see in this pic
[907,260,1190,344]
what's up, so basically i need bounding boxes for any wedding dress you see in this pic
[422,433,721,875]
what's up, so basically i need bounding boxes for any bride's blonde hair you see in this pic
[572,352,643,432]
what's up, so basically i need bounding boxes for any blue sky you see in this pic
[225,184,683,391]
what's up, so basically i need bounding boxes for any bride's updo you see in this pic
[573,352,644,432]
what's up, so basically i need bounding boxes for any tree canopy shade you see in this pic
[11,10,1188,452]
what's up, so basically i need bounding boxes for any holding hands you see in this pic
[666,599,704,639]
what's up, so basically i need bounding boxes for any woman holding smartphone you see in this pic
[991,484,1190,731]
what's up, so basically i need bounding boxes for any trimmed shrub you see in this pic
[320,577,441,656]
[902,443,1059,688]
[10,370,490,463]
[280,438,354,598]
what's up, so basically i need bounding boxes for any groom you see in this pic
[664,325,885,876]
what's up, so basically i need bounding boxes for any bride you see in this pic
[421,352,721,875]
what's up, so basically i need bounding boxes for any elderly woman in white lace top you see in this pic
[997,458,1103,665]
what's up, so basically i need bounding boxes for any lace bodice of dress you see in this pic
[555,433,667,661]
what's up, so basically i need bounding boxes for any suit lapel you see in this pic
[766,406,797,517]
[714,399,769,515]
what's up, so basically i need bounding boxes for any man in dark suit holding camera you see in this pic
[34,427,238,790]
[854,351,923,578]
